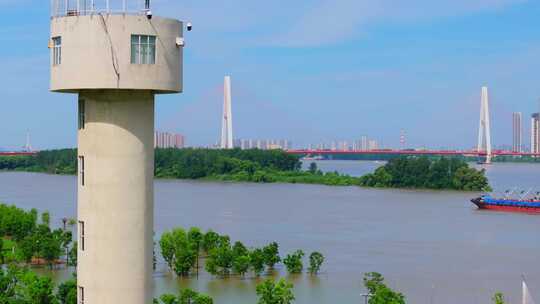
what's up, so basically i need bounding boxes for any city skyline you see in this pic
[2,1,540,150]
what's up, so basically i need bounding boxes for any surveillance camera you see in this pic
[146,10,153,20]
[176,37,185,47]
[186,22,192,31]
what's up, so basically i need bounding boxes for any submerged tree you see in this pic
[308,252,324,275]
[201,230,220,254]
[256,278,295,304]
[156,289,213,304]
[205,243,233,277]
[363,272,405,304]
[262,242,281,270]
[160,228,197,276]
[283,250,304,274]
[249,248,266,277]
[492,292,506,304]
[233,255,250,277]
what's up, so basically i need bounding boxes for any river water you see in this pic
[0,161,539,304]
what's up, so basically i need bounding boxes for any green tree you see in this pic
[249,248,266,276]
[68,241,77,267]
[40,229,64,268]
[160,231,176,270]
[256,278,295,304]
[492,292,505,304]
[0,238,4,264]
[57,277,77,304]
[205,243,233,276]
[233,241,249,257]
[233,255,251,277]
[262,242,281,270]
[19,235,36,263]
[179,289,214,304]
[188,227,203,274]
[363,272,405,304]
[308,162,318,174]
[202,230,220,253]
[0,264,18,300]
[160,228,198,276]
[231,241,250,277]
[453,167,492,191]
[363,272,385,294]
[158,294,179,304]
[61,231,73,266]
[307,252,324,275]
[217,235,231,248]
[17,269,59,304]
[283,250,304,274]
[40,235,62,268]
[42,211,51,227]
[172,228,197,276]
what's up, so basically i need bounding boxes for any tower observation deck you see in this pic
[49,1,184,303]
[51,0,152,17]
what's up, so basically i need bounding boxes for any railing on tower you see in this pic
[51,0,151,17]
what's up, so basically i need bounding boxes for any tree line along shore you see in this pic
[0,148,490,191]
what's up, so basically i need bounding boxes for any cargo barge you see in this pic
[471,194,540,214]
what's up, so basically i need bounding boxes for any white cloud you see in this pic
[155,0,526,48]
[267,0,528,47]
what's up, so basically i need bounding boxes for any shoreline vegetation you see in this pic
[0,148,491,191]
[0,204,510,304]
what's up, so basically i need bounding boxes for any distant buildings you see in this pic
[512,112,522,153]
[368,139,379,150]
[532,113,540,154]
[236,138,292,150]
[361,136,368,151]
[306,136,380,151]
[154,131,185,149]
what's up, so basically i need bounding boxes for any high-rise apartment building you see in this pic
[532,113,540,154]
[512,112,522,153]
[154,131,185,149]
[368,139,379,151]
[361,136,368,151]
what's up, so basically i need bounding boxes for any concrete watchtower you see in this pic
[49,1,183,303]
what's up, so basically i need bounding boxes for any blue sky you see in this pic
[1,0,540,150]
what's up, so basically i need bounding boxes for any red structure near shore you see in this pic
[0,152,38,156]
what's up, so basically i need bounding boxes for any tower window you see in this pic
[78,156,85,186]
[78,98,85,130]
[52,36,62,65]
[131,35,156,64]
[79,221,85,251]
[78,286,85,304]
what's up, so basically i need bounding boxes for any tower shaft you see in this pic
[221,76,233,149]
[78,91,154,304]
[50,9,183,302]
[477,86,492,163]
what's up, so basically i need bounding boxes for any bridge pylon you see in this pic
[477,86,492,164]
